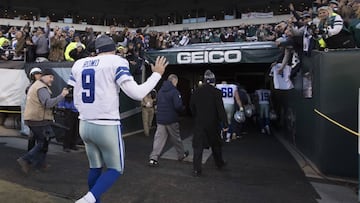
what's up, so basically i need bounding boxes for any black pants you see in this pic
[63,110,80,149]
[193,144,224,172]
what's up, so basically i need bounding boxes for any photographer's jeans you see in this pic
[21,125,51,168]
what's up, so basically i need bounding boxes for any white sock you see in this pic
[76,192,96,203]
[226,133,231,139]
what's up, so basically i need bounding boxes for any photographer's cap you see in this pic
[41,68,54,76]
[95,35,116,54]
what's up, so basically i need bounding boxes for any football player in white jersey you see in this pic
[269,63,294,90]
[69,35,168,203]
[255,88,272,135]
[216,81,240,142]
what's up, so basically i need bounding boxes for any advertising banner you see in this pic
[145,42,281,65]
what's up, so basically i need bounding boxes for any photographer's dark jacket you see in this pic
[24,80,64,126]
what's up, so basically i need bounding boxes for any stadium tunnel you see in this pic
[161,63,271,114]
[145,47,360,179]
[144,41,281,114]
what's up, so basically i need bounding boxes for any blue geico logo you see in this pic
[83,59,100,67]
[177,50,241,64]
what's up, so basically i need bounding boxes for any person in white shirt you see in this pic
[269,63,294,90]
[69,35,168,203]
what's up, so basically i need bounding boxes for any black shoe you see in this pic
[192,170,202,177]
[265,125,271,135]
[63,148,71,152]
[178,150,189,161]
[17,158,31,174]
[70,146,79,151]
[20,132,29,137]
[217,161,227,170]
[148,159,159,167]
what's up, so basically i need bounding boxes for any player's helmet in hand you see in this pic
[234,110,246,123]
[244,105,253,118]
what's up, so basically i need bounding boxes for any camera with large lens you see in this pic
[306,23,319,37]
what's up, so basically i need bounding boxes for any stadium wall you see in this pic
[0,62,143,134]
[278,49,360,178]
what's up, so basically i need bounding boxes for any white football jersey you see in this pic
[68,54,133,125]
[216,83,237,105]
[255,89,271,104]
[269,63,294,90]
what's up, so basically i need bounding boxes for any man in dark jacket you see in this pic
[148,74,189,166]
[190,69,228,177]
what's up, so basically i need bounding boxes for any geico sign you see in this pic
[177,50,242,64]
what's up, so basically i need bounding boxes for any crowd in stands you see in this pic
[0,0,359,73]
[270,0,359,80]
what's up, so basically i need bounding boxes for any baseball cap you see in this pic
[301,11,311,19]
[329,0,339,6]
[95,35,116,54]
[41,68,54,76]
